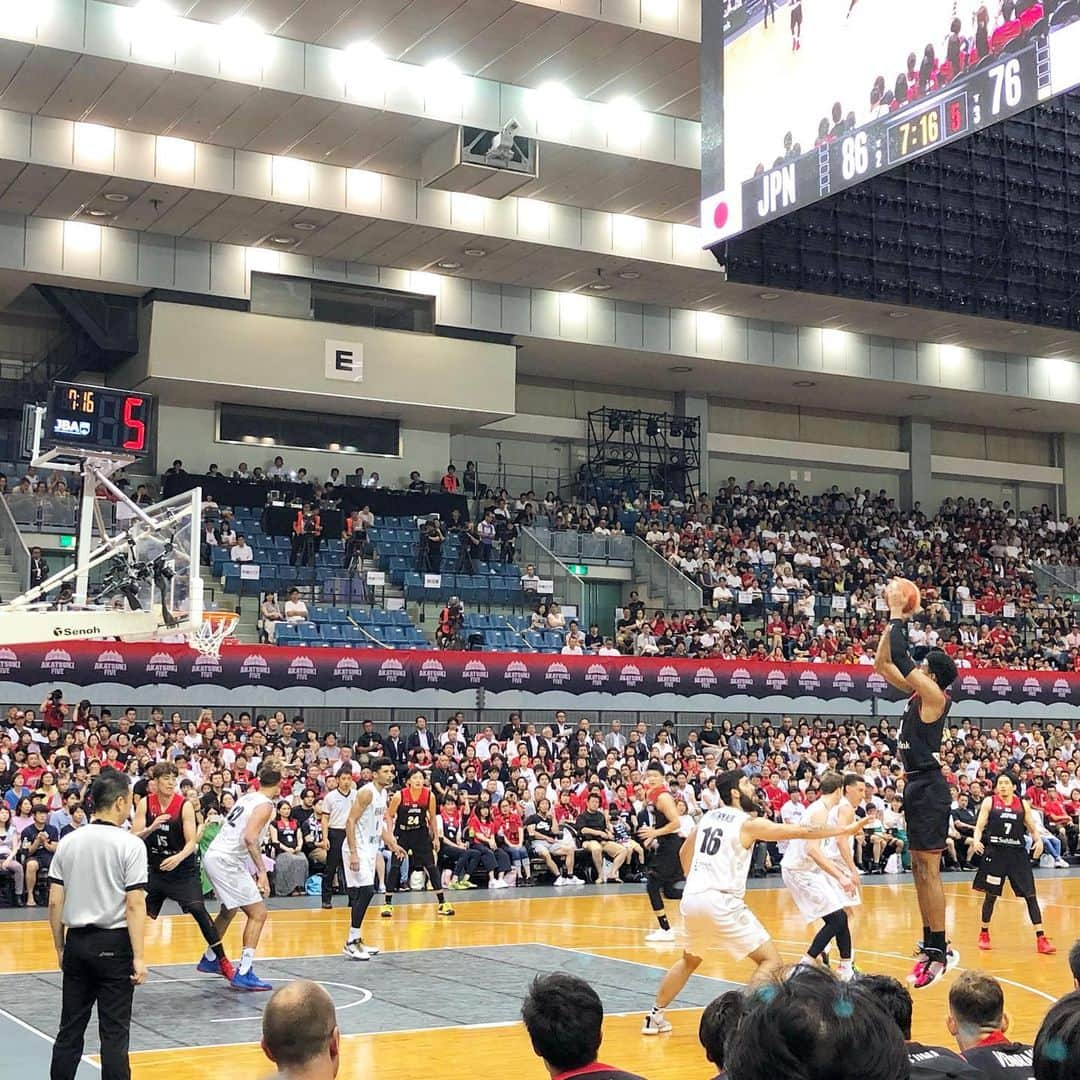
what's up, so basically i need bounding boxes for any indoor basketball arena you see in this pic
[0,0,1079,1077]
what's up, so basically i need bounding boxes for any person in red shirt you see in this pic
[440,464,459,493]
[496,797,530,885]
[1042,792,1074,858]
[760,774,790,815]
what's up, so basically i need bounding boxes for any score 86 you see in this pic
[840,131,869,181]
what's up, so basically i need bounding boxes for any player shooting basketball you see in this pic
[873,578,959,990]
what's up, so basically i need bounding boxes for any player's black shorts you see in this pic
[146,870,205,918]
[396,831,434,862]
[902,770,951,852]
[973,848,1035,898]
[791,2,803,30]
[648,838,683,884]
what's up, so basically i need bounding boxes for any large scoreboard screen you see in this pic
[700,0,1080,246]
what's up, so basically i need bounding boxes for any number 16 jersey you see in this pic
[684,805,753,900]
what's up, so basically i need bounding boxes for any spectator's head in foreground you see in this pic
[1034,991,1080,1080]
[699,990,746,1077]
[852,974,915,1040]
[522,972,609,1077]
[1068,939,1080,991]
[947,971,1009,1051]
[725,966,907,1080]
[261,980,340,1078]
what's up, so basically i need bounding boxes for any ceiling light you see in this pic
[436,260,462,270]
[759,291,780,300]
[128,0,177,61]
[1013,406,1038,414]
[103,192,129,203]
[85,208,110,217]
[669,365,692,373]
[219,15,267,78]
[463,247,486,257]
[792,379,816,387]
[588,282,612,291]
[292,221,317,231]
[530,82,579,132]
[269,236,293,245]
[608,95,643,135]
[618,271,641,280]
[908,393,932,401]
[888,310,910,319]
[424,59,467,102]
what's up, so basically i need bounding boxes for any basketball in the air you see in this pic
[890,578,921,616]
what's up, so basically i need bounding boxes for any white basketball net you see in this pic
[186,612,239,658]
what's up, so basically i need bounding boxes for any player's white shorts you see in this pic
[782,865,850,923]
[680,890,770,960]
[829,857,862,908]
[344,843,377,889]
[203,849,262,910]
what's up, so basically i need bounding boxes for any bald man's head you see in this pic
[261,980,339,1075]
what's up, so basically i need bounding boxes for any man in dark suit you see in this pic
[29,546,49,589]
[406,716,433,759]
[383,723,406,775]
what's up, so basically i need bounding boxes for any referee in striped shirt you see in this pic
[48,767,148,1080]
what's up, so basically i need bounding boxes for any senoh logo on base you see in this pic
[54,626,101,637]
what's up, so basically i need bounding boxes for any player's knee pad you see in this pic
[662,880,684,900]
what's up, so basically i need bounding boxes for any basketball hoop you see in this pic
[186,610,239,658]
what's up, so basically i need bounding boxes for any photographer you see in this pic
[342,507,370,569]
[41,690,68,733]
[290,502,321,568]
[456,523,481,574]
[437,597,465,650]
[419,518,445,574]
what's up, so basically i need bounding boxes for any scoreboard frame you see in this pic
[700,9,1080,246]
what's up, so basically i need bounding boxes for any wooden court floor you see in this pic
[1,875,1077,1079]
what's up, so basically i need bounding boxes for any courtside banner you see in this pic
[1,642,1078,704]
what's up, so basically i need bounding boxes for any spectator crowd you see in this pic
[2,691,1079,906]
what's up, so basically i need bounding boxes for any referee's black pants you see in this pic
[51,927,134,1080]
[322,827,347,901]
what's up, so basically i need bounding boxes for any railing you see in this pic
[0,494,30,593]
[632,536,703,613]
[518,528,586,616]
[1034,563,1080,596]
[4,493,80,530]
[526,527,634,567]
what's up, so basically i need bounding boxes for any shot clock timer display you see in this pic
[46,383,153,458]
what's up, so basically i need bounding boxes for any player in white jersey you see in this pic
[642,769,868,1035]
[781,772,859,980]
[342,758,397,961]
[200,765,281,991]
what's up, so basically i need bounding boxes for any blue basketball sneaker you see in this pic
[230,967,272,992]
[197,955,236,981]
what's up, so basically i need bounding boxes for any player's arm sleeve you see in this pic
[887,620,916,677]
[124,839,149,892]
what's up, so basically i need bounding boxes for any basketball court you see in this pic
[1,873,1075,1080]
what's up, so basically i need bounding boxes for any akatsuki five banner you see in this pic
[0,642,1077,705]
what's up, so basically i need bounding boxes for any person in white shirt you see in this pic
[363,472,380,488]
[230,534,254,563]
[233,463,251,480]
[267,456,288,480]
[260,591,283,643]
[284,589,308,623]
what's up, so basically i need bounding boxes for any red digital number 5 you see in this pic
[122,396,146,451]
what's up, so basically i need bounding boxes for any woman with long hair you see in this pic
[0,805,24,902]
[272,801,309,896]
[467,803,511,889]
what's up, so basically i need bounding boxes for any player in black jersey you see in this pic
[874,580,958,990]
[132,762,233,981]
[947,971,1036,1080]
[381,769,453,919]
[971,772,1056,956]
[638,762,684,942]
[853,974,983,1079]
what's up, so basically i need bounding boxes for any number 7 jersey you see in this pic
[683,805,753,900]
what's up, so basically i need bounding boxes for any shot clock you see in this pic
[45,383,153,458]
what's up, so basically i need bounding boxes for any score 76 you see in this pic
[986,58,1022,119]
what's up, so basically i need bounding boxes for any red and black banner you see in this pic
[0,642,1077,704]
